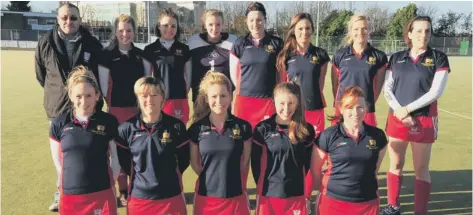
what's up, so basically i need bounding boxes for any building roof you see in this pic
[0,10,56,18]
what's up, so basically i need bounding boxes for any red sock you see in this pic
[387,172,402,206]
[414,179,431,215]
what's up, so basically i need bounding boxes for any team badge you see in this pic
[422,57,434,67]
[94,209,102,215]
[174,109,182,119]
[293,210,301,215]
[367,139,377,149]
[265,45,275,53]
[311,56,319,64]
[84,52,90,63]
[175,49,183,56]
[367,56,376,65]
[93,125,106,135]
[232,125,242,139]
[161,130,172,143]
[409,126,420,135]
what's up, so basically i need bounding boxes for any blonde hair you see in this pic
[201,9,224,32]
[191,71,232,123]
[343,14,369,45]
[273,82,309,144]
[134,76,165,96]
[66,65,100,97]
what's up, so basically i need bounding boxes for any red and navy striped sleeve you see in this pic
[315,129,331,153]
[250,123,266,184]
[174,121,190,174]
[116,123,132,175]
[49,117,63,142]
[435,51,451,73]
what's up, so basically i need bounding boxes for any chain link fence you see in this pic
[1,28,471,56]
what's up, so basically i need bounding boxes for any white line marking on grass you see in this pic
[439,108,472,120]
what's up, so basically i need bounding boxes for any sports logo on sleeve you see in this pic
[367,56,376,65]
[422,57,434,67]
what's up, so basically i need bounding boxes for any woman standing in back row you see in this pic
[98,14,153,206]
[144,8,191,125]
[230,1,284,129]
[276,13,330,205]
[188,9,237,103]
[381,16,451,215]
[331,14,387,127]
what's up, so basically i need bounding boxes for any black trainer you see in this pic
[380,204,401,215]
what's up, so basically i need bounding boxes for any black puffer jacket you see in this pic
[35,24,104,119]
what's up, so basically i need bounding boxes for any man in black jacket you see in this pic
[34,3,104,211]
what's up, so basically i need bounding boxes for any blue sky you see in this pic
[2,1,471,17]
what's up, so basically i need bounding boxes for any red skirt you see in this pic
[256,195,306,215]
[331,108,377,127]
[59,188,117,215]
[127,193,187,215]
[163,99,190,125]
[305,109,325,138]
[108,107,139,124]
[193,194,250,215]
[316,194,379,215]
[233,95,275,129]
[385,112,437,143]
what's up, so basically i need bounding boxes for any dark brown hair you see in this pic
[58,2,80,16]
[403,16,433,48]
[246,2,267,19]
[276,13,314,81]
[273,82,309,144]
[155,8,181,40]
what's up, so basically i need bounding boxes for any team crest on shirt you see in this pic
[94,209,102,215]
[265,45,275,53]
[367,139,378,149]
[174,109,183,119]
[231,125,242,139]
[311,56,319,64]
[367,56,376,65]
[161,130,172,143]
[175,49,183,56]
[293,210,301,215]
[93,125,106,136]
[422,57,434,67]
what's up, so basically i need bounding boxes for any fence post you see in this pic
[443,37,446,53]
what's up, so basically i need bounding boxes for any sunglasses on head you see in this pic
[61,16,78,21]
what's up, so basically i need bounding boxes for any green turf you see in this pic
[2,50,471,215]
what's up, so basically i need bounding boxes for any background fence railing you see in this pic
[1,28,471,56]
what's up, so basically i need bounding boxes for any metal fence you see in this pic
[1,28,471,56]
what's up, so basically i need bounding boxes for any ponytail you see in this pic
[66,65,100,96]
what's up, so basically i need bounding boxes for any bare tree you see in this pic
[81,4,96,27]
[363,3,390,37]
[417,5,438,22]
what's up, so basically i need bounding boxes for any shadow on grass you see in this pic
[184,170,472,214]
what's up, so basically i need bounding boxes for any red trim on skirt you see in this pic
[331,108,377,127]
[163,99,190,125]
[194,194,250,215]
[127,194,187,215]
[316,194,379,215]
[256,195,307,215]
[59,188,117,215]
[233,95,275,129]
[385,112,437,143]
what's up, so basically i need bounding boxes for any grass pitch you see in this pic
[1,50,471,215]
